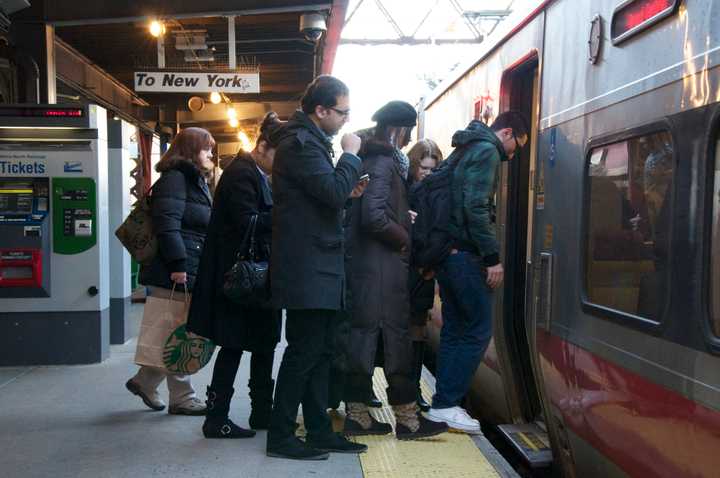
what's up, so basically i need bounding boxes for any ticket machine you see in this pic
[0,104,109,365]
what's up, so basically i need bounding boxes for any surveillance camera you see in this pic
[300,13,327,42]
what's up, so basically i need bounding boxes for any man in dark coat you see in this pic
[266,75,368,460]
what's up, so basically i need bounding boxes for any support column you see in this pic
[228,15,236,69]
[108,117,136,344]
[10,22,56,103]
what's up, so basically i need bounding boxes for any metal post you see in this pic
[228,15,236,69]
[157,35,165,69]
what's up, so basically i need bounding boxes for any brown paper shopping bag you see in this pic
[134,286,214,374]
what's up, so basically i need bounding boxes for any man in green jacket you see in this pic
[426,111,528,433]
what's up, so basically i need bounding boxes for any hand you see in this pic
[170,272,187,284]
[486,263,504,289]
[408,210,418,224]
[341,133,361,155]
[350,177,368,198]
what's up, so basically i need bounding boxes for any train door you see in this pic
[494,55,553,468]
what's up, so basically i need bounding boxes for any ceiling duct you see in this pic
[175,33,208,51]
[184,49,214,62]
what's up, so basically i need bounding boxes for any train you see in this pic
[418,0,720,476]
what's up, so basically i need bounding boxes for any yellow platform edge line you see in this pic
[351,369,501,478]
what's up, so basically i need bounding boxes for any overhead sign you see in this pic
[134,71,260,93]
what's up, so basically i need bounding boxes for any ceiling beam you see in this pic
[44,1,332,27]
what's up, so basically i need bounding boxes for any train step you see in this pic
[497,422,553,468]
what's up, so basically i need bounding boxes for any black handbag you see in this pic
[223,215,270,306]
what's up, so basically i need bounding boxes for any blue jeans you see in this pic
[432,252,493,409]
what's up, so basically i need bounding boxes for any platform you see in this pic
[0,303,517,478]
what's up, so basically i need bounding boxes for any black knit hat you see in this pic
[371,101,417,127]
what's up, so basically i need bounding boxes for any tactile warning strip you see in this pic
[352,369,501,478]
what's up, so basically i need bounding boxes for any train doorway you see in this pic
[499,56,543,422]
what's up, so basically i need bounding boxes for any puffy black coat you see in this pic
[139,160,212,292]
[187,153,281,351]
[407,176,436,323]
[270,111,362,310]
[345,140,412,376]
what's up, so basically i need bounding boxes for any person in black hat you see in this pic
[342,101,448,440]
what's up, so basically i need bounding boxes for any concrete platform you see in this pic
[0,303,517,478]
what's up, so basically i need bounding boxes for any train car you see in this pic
[419,0,720,476]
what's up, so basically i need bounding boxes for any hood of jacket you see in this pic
[451,120,508,161]
[356,127,395,158]
[273,110,333,150]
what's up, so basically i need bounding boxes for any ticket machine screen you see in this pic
[0,183,34,215]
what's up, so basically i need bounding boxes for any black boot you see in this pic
[202,386,256,439]
[249,379,274,430]
[413,341,431,412]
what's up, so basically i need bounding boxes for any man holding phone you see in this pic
[267,75,368,460]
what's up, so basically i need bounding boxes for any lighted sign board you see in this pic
[611,0,681,45]
[134,71,260,94]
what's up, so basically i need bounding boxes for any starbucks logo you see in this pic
[163,325,214,373]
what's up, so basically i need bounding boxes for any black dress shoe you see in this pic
[266,437,329,461]
[203,418,256,439]
[307,433,368,454]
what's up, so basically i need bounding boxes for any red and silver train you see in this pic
[419,0,720,476]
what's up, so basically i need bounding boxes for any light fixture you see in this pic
[149,20,166,37]
[237,131,252,151]
[229,118,239,128]
[209,92,222,104]
[227,107,237,120]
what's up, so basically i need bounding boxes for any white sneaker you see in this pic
[426,407,482,434]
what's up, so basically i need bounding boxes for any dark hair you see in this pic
[300,75,349,115]
[491,110,529,137]
[373,124,412,149]
[256,111,285,148]
[408,139,443,178]
[156,127,215,173]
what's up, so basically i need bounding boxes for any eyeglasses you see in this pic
[513,133,528,152]
[328,106,351,117]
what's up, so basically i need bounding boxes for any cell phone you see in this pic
[358,173,370,182]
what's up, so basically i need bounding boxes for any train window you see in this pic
[711,135,720,336]
[585,131,674,322]
[611,0,681,45]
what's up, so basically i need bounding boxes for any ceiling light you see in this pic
[237,131,252,151]
[229,118,239,128]
[150,21,165,37]
[227,107,237,120]
[209,92,222,104]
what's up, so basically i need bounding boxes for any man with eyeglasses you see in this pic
[267,75,369,460]
[425,111,529,434]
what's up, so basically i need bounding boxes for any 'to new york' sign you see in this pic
[134,71,260,93]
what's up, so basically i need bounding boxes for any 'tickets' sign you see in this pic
[134,71,260,93]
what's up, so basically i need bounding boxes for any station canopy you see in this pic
[38,1,348,143]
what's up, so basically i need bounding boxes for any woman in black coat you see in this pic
[406,139,443,412]
[343,101,447,440]
[187,113,283,439]
[126,127,214,416]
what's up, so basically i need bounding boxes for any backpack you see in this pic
[409,146,468,271]
[115,188,157,265]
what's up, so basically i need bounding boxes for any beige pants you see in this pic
[131,366,196,406]
[133,286,196,405]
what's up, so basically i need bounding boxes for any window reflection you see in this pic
[712,138,720,336]
[586,131,674,321]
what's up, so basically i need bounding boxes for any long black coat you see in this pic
[346,140,412,377]
[187,153,281,351]
[270,111,362,311]
[407,176,436,324]
[139,160,212,291]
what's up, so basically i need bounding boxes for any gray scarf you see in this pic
[393,148,410,180]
